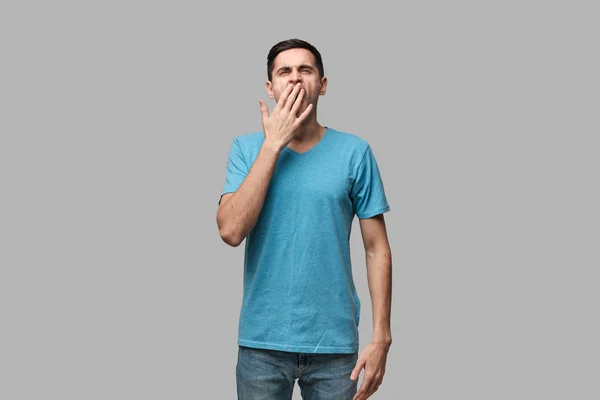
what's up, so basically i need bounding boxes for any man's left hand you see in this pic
[350,341,390,400]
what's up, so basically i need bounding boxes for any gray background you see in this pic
[1,1,598,399]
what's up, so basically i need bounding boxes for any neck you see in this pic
[293,112,324,143]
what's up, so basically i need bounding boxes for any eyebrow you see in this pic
[276,64,315,74]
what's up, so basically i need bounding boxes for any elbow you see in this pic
[217,218,244,247]
[216,208,245,247]
[220,229,244,247]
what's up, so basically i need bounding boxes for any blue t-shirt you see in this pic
[220,127,390,353]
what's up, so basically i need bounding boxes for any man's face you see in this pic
[266,48,327,115]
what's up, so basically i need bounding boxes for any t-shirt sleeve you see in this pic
[350,144,391,219]
[219,138,248,205]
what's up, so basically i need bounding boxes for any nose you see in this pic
[288,69,302,84]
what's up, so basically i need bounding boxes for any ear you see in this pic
[265,81,275,99]
[319,76,328,96]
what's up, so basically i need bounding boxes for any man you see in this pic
[216,38,392,400]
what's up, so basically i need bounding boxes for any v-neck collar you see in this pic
[284,127,330,156]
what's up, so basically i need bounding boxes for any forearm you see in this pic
[217,143,281,246]
[365,246,393,347]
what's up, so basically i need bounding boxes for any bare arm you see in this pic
[359,213,393,347]
[217,143,280,246]
[351,215,392,400]
[216,82,312,247]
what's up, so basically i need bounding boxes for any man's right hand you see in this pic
[259,82,313,152]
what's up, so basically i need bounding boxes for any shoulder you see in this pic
[326,127,372,160]
[228,132,265,158]
[231,131,264,147]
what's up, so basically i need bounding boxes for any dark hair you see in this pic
[266,38,324,81]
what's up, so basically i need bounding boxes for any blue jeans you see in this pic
[236,345,359,400]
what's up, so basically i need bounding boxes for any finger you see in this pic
[290,88,305,114]
[258,100,269,122]
[353,378,371,400]
[274,82,295,111]
[284,83,302,110]
[294,102,313,125]
[354,375,375,400]
[365,374,382,398]
[365,376,380,398]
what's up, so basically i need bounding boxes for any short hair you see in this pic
[266,38,324,81]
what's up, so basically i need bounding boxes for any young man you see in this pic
[216,38,392,400]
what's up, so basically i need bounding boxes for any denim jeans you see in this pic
[236,345,359,400]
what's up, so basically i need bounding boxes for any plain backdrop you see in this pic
[1,1,598,399]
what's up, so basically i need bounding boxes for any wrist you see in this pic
[262,138,284,154]
[371,338,392,351]
[372,332,392,347]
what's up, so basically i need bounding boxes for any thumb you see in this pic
[258,100,269,121]
[350,360,363,381]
